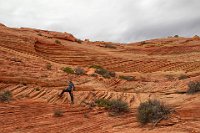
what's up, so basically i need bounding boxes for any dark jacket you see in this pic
[67,82,75,91]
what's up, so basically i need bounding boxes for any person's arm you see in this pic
[72,84,75,91]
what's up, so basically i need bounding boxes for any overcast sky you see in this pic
[0,0,200,43]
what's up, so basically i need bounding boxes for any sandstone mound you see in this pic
[0,24,200,133]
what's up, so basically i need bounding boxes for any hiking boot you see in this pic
[58,94,63,98]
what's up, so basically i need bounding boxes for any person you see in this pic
[59,80,75,104]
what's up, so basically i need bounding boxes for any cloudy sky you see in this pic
[0,0,200,43]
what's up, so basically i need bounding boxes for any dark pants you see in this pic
[60,89,74,103]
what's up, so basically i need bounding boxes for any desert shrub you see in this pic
[140,41,146,45]
[95,68,109,78]
[90,65,115,78]
[84,113,89,118]
[63,67,74,74]
[109,71,116,77]
[174,35,179,38]
[165,75,174,81]
[10,58,22,62]
[74,67,85,75]
[85,39,90,42]
[104,44,117,49]
[53,109,64,117]
[46,63,52,70]
[119,75,135,81]
[76,39,82,44]
[91,73,98,77]
[0,90,12,103]
[20,81,27,86]
[35,88,40,91]
[37,33,42,36]
[95,98,112,109]
[95,99,129,114]
[109,99,129,114]
[89,65,103,69]
[19,78,27,86]
[178,74,189,80]
[137,100,170,124]
[187,81,200,94]
[55,40,61,44]
[95,67,115,78]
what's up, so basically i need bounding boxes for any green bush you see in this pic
[187,81,200,94]
[75,67,85,75]
[119,75,135,81]
[63,67,74,74]
[0,90,12,103]
[137,100,170,124]
[55,40,61,44]
[53,109,64,117]
[95,98,129,114]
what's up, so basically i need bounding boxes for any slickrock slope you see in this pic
[0,24,200,133]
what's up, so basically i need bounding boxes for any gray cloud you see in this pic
[0,0,200,43]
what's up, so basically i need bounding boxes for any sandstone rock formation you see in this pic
[0,24,200,133]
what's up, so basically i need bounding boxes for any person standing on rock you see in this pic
[59,80,75,104]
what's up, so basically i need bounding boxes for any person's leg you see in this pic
[59,89,66,97]
[68,91,74,104]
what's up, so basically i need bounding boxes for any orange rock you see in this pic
[0,23,6,27]
[50,31,77,42]
[86,68,96,75]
